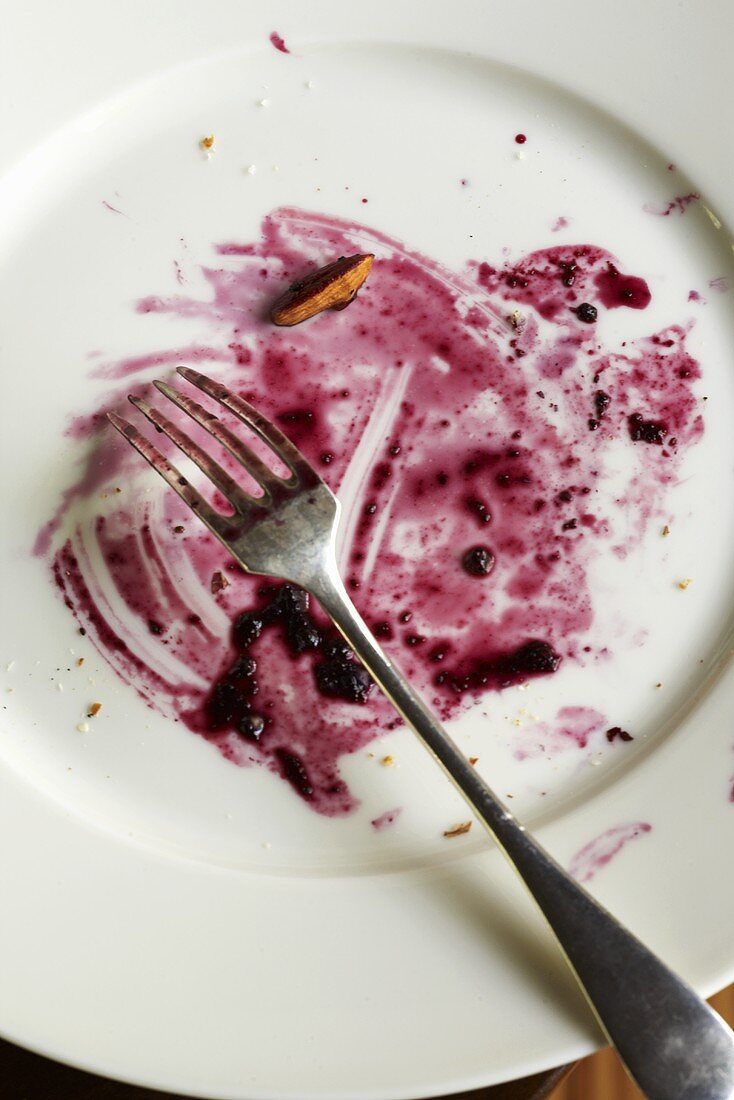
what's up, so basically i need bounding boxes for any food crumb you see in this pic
[661,524,671,537]
[200,134,215,156]
[655,681,663,689]
[57,682,64,692]
[246,164,257,176]
[76,721,90,733]
[5,660,15,673]
[257,98,271,108]
[443,821,472,838]
[380,754,395,766]
[677,578,693,590]
[77,657,84,667]
[87,702,102,718]
[210,571,229,594]
[468,756,479,765]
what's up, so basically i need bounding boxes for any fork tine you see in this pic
[107,412,224,532]
[128,395,256,512]
[176,366,319,485]
[152,379,282,493]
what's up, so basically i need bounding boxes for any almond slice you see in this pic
[270,253,374,327]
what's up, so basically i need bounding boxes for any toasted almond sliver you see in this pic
[270,254,374,327]
[443,821,472,838]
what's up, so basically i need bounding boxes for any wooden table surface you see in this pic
[0,1038,569,1100]
[2,986,731,1100]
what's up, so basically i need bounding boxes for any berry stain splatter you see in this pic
[38,208,703,815]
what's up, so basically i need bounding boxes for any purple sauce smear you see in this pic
[371,808,402,831]
[38,207,703,815]
[643,193,699,217]
[513,706,606,760]
[568,822,652,883]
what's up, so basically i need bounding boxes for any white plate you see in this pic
[1,1,733,1096]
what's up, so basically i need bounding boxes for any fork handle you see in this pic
[311,566,734,1100]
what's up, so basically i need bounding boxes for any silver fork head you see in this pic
[108,367,340,589]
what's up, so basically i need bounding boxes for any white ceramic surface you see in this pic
[0,1,733,1096]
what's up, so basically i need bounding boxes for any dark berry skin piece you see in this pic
[462,546,496,576]
[315,660,373,703]
[575,302,598,323]
[506,640,560,676]
[283,614,322,654]
[238,714,265,741]
[444,639,562,693]
[205,583,373,790]
[206,681,242,729]
[275,748,313,799]
[233,611,264,650]
[321,638,354,663]
[594,391,611,418]
[628,413,668,444]
[606,726,633,743]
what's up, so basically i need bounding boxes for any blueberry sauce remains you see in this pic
[40,208,704,815]
[513,705,606,760]
[643,193,699,217]
[440,640,561,695]
[269,32,290,54]
[594,262,652,310]
[569,822,652,883]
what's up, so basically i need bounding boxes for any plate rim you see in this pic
[1,1,733,1096]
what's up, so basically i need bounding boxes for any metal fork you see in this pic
[110,366,734,1100]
